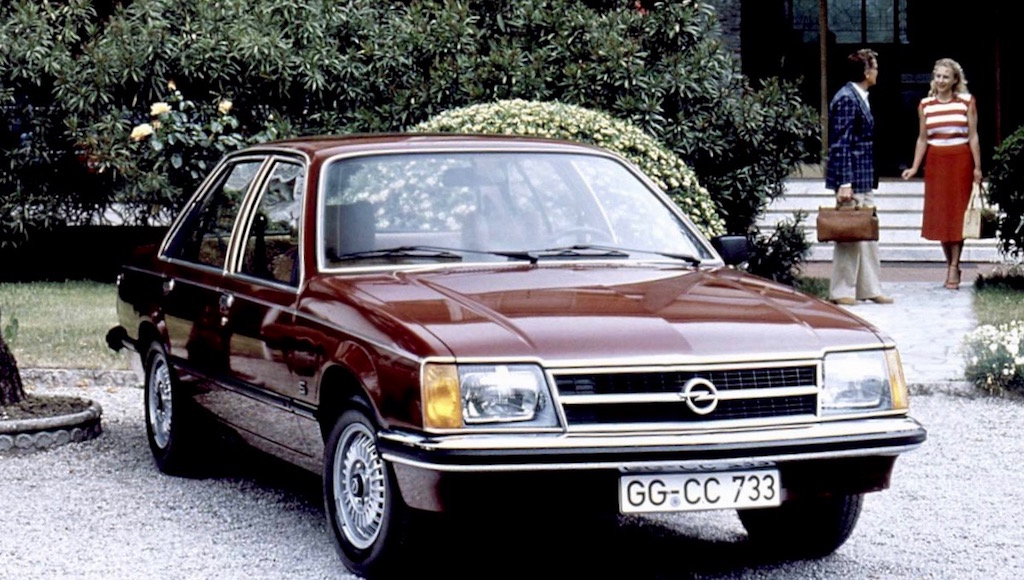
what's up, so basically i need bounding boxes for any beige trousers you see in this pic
[830,191,883,300]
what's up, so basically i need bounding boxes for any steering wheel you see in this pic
[546,226,614,246]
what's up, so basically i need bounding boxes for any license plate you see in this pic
[619,469,781,514]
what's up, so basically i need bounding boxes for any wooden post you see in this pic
[820,0,829,158]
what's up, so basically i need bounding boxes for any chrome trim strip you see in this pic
[382,443,922,474]
[380,416,923,453]
[552,359,820,373]
[559,386,820,405]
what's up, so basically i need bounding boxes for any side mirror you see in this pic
[711,235,750,266]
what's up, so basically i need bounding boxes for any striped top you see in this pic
[920,94,973,147]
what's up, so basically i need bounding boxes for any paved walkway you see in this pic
[835,282,975,388]
[803,261,987,393]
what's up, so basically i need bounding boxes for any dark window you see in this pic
[164,160,263,268]
[240,161,305,285]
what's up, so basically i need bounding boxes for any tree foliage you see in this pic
[1,0,818,276]
[987,126,1024,260]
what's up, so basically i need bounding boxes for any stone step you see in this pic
[807,244,1001,262]
[759,178,1003,263]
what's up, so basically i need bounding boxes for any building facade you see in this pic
[709,0,1016,179]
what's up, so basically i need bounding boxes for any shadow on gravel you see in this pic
[395,513,801,580]
[182,436,811,580]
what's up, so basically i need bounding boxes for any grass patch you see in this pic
[972,286,1024,327]
[0,281,129,370]
[795,276,830,300]
[973,266,1024,326]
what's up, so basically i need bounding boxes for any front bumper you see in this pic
[379,415,926,512]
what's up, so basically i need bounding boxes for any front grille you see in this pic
[554,364,819,428]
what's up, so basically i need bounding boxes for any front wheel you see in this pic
[738,493,863,559]
[324,409,411,578]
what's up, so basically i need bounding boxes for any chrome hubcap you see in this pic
[147,355,173,449]
[333,422,386,549]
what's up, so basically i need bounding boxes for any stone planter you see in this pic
[0,399,103,454]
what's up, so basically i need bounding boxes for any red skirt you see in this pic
[921,144,974,242]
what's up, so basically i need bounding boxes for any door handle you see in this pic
[219,293,234,326]
[162,278,175,296]
[219,293,234,315]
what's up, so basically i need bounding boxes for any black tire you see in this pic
[738,493,863,559]
[143,341,201,476]
[323,409,411,579]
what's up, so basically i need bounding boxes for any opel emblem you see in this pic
[681,378,719,415]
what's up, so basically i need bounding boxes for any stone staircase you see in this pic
[760,178,1003,263]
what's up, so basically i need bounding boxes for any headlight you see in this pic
[422,363,559,429]
[822,349,908,415]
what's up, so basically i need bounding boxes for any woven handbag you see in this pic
[816,204,879,243]
[962,183,998,239]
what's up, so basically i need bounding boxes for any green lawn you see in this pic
[972,286,1024,327]
[0,281,129,370]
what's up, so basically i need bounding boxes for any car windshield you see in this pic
[319,151,712,268]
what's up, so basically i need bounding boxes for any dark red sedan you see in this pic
[107,134,925,578]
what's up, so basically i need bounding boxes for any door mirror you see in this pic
[711,235,750,266]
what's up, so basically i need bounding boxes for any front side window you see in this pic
[319,152,712,267]
[240,161,305,285]
[164,159,264,268]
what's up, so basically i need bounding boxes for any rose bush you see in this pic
[95,82,278,225]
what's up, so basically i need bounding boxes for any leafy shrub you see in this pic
[1,0,817,283]
[973,263,1024,292]
[0,0,100,247]
[745,211,813,287]
[412,99,725,237]
[987,127,1024,259]
[962,321,1024,395]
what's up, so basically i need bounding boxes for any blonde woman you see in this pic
[901,58,983,289]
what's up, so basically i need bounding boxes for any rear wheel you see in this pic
[324,409,412,578]
[738,493,863,558]
[143,342,201,475]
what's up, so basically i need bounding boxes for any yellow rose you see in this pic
[218,99,233,115]
[130,123,154,142]
[150,102,171,116]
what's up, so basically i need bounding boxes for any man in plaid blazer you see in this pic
[825,48,893,305]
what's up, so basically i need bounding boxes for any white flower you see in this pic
[150,102,171,116]
[218,99,233,115]
[129,123,154,142]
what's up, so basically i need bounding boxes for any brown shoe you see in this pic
[867,295,894,304]
[831,297,856,306]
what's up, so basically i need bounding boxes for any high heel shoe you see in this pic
[944,267,961,290]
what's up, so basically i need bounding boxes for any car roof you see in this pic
[240,133,611,163]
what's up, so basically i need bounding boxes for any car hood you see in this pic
[312,264,887,362]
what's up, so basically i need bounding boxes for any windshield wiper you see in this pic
[536,245,701,266]
[328,245,542,264]
[328,246,464,262]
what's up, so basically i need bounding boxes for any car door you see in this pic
[216,157,317,457]
[158,155,267,425]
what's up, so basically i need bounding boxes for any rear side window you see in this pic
[164,160,264,268]
[240,161,305,285]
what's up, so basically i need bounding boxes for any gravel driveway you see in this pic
[2,381,1022,579]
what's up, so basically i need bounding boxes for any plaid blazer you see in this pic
[825,83,877,193]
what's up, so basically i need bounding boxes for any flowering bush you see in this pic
[962,321,1024,395]
[104,82,277,225]
[412,99,726,238]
